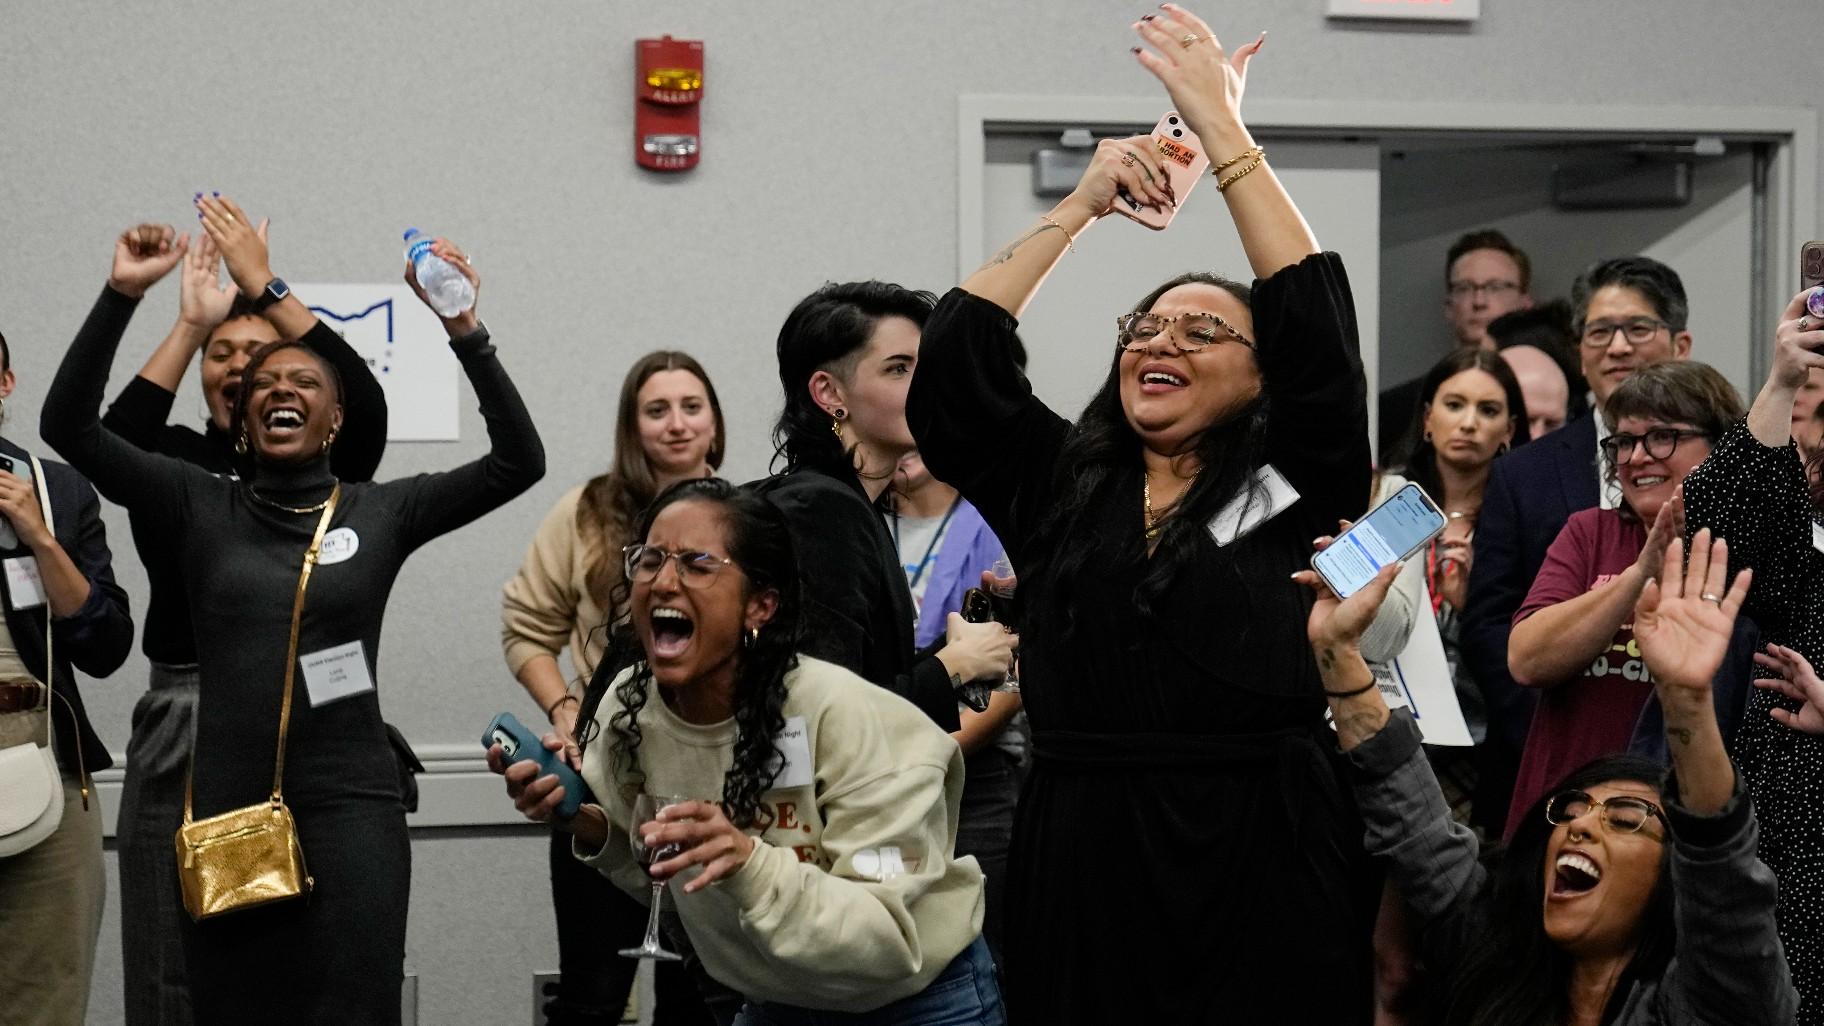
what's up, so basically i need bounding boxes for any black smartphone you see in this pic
[1803,240,1824,294]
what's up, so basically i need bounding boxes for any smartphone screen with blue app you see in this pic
[1311,482,1448,598]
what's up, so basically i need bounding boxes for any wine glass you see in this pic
[618,793,688,961]
[987,556,1019,694]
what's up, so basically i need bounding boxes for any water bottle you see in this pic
[403,228,475,317]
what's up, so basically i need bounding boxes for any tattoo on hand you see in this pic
[1667,727,1693,747]
[1318,647,1336,674]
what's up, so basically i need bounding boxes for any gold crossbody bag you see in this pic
[176,485,339,921]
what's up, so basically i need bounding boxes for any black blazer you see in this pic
[748,465,960,731]
[0,437,134,776]
[1461,410,1601,750]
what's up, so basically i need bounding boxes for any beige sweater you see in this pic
[576,656,984,1012]
[501,485,614,689]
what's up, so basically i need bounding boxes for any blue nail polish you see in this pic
[212,191,219,197]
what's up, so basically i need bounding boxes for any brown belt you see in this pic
[0,681,47,713]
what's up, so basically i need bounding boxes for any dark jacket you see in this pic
[1462,410,1601,751]
[0,436,134,776]
[748,465,959,731]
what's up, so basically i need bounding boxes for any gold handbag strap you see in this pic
[183,484,341,821]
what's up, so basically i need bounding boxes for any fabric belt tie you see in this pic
[0,681,47,713]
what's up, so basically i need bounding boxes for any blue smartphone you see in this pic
[1311,482,1448,598]
[482,712,584,819]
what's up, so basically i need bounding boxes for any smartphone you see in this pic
[1803,240,1824,296]
[1110,111,1211,232]
[952,590,996,713]
[0,455,26,550]
[482,711,584,819]
[1311,482,1448,599]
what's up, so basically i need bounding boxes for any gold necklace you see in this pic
[246,486,336,514]
[1143,467,1200,540]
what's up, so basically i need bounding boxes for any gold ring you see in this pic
[1121,152,1138,167]
[1180,33,1203,47]
[1802,316,1813,332]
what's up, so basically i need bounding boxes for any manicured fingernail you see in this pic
[1141,14,1155,20]
[212,191,220,197]
[1131,46,1142,53]
[194,192,202,200]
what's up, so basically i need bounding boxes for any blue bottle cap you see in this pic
[403,228,421,241]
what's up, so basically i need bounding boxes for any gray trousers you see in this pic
[0,709,106,1026]
[116,663,200,1026]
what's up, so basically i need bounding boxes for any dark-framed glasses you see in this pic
[1580,317,1672,348]
[1544,789,1667,835]
[1116,312,1256,353]
[1447,279,1520,300]
[1600,427,1710,463]
[622,544,733,589]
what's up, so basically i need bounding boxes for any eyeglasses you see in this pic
[1116,312,1256,353]
[1600,427,1710,463]
[1580,317,1672,348]
[1447,280,1521,300]
[622,544,734,589]
[1544,789,1668,835]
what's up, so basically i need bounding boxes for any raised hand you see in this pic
[0,474,53,550]
[1634,487,1685,585]
[178,231,237,333]
[1131,5,1264,144]
[1753,644,1824,734]
[1771,287,1824,391]
[403,237,481,336]
[1293,523,1404,650]
[193,194,272,295]
[1633,528,1752,695]
[108,224,188,298]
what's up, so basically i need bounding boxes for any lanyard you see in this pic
[893,497,960,590]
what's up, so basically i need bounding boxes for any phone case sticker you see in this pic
[1206,465,1300,547]
[771,715,814,790]
[3,557,45,610]
[1155,136,1199,168]
[299,640,375,707]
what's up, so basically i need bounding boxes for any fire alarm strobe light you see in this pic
[636,36,703,172]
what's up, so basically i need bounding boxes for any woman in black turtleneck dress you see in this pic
[43,197,545,1025]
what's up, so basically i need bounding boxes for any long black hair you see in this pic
[229,339,346,465]
[1396,347,1531,503]
[770,280,936,477]
[1025,271,1267,633]
[574,478,802,829]
[1437,754,1675,1026]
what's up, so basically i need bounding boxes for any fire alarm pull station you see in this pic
[636,36,703,171]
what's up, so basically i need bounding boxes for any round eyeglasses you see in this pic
[1600,427,1710,464]
[1116,312,1256,353]
[1544,789,1667,836]
[1580,317,1672,349]
[622,544,734,589]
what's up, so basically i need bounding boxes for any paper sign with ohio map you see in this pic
[299,284,460,441]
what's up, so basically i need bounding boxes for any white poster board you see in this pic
[1370,581,1474,747]
[298,283,460,441]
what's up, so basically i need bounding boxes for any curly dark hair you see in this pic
[574,478,802,829]
[229,339,345,465]
[1025,271,1269,636]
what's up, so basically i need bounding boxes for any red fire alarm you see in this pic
[636,36,703,172]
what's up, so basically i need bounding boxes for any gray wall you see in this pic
[0,1,1817,1023]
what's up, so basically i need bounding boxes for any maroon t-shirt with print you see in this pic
[1504,508,1652,840]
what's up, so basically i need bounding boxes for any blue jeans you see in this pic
[732,936,1005,1026]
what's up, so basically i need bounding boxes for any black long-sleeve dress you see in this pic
[907,253,1375,1024]
[1680,419,1824,1023]
[43,286,545,1026]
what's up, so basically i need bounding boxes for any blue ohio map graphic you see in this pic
[308,299,395,374]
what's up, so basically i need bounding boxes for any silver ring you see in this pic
[1701,592,1723,604]
[1802,316,1813,332]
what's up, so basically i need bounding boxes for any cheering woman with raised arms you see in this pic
[42,196,545,1025]
[907,8,1371,1022]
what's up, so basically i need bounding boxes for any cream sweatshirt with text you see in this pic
[576,655,984,1011]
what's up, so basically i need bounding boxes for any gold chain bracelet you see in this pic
[1217,156,1266,192]
[1210,145,1265,176]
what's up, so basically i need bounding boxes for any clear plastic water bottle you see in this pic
[403,228,475,317]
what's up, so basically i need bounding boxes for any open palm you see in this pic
[1633,529,1752,694]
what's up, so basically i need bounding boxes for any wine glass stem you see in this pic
[642,880,666,949]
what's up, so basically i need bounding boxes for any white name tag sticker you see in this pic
[771,715,814,790]
[1206,464,1301,546]
[318,528,360,566]
[3,557,45,610]
[1812,521,1824,556]
[299,640,375,707]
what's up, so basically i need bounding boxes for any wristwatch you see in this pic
[249,277,290,313]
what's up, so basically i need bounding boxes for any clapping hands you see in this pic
[108,224,187,299]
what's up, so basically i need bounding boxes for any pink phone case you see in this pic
[1111,112,1212,231]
